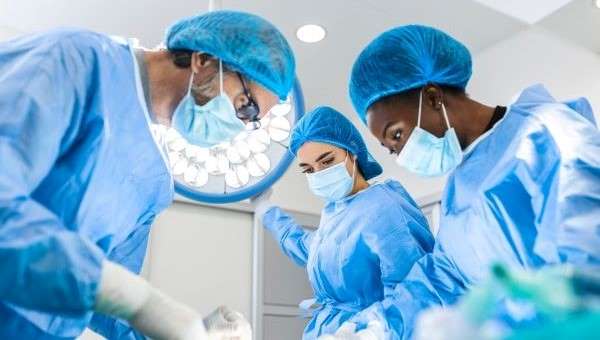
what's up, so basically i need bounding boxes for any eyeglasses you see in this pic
[236,72,261,128]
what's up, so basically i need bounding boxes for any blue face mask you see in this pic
[396,90,463,177]
[172,60,245,147]
[307,153,356,201]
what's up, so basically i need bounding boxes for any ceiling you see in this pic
[538,0,600,54]
[1,0,598,198]
[0,0,533,107]
[472,0,574,24]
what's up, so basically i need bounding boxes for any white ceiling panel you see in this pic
[471,0,574,24]
[539,0,600,53]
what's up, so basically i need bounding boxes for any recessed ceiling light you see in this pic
[595,0,600,9]
[296,24,326,43]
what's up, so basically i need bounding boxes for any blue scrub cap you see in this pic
[166,10,296,100]
[290,106,383,180]
[349,24,472,123]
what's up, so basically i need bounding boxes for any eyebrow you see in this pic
[315,151,334,162]
[298,151,334,167]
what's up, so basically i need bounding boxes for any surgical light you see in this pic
[152,81,305,203]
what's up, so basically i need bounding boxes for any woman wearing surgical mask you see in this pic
[251,106,434,339]
[333,24,600,339]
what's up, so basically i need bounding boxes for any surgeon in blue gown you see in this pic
[321,24,600,339]
[251,106,435,339]
[0,10,295,340]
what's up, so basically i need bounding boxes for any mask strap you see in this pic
[441,103,452,130]
[346,151,357,181]
[417,90,423,127]
[218,59,224,95]
[187,71,195,94]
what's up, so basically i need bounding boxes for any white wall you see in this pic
[80,203,255,340]
[0,25,22,40]
[145,203,253,318]
[470,26,600,120]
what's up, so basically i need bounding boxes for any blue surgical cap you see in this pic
[349,25,472,122]
[166,10,296,100]
[290,106,383,180]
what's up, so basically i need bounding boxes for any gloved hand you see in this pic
[413,306,478,340]
[203,306,252,340]
[318,321,384,340]
[249,188,275,218]
[94,261,207,340]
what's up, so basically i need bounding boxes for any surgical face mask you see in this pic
[396,91,463,177]
[306,153,356,201]
[172,60,245,147]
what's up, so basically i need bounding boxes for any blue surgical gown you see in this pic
[262,180,434,339]
[349,84,600,339]
[0,29,173,339]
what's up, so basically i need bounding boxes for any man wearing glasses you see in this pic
[0,10,295,340]
[165,51,268,147]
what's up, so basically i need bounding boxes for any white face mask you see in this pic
[306,153,356,201]
[395,90,463,177]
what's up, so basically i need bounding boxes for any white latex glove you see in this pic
[249,188,275,218]
[94,261,207,340]
[203,306,252,340]
[318,321,384,340]
[413,306,480,340]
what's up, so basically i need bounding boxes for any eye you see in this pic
[302,167,313,174]
[322,158,335,166]
[392,130,402,141]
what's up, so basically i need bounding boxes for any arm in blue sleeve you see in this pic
[521,101,600,265]
[552,118,600,265]
[554,153,600,265]
[351,244,467,340]
[365,212,435,290]
[89,219,154,339]
[0,39,105,313]
[261,206,314,267]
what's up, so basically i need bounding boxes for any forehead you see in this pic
[248,80,277,99]
[366,103,394,131]
[366,98,415,130]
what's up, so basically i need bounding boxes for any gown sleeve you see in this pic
[527,100,600,265]
[261,206,314,267]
